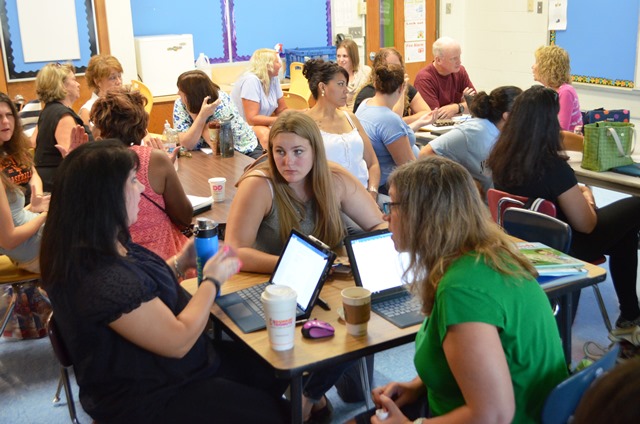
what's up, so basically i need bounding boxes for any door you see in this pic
[365,0,437,82]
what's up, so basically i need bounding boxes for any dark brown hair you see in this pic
[0,92,32,192]
[91,87,148,146]
[177,70,221,114]
[302,59,349,100]
[372,63,404,94]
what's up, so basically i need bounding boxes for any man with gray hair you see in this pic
[414,36,476,119]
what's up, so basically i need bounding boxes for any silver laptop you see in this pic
[344,229,423,328]
[216,229,336,333]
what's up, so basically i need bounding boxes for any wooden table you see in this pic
[176,150,254,223]
[183,259,606,423]
[567,151,640,197]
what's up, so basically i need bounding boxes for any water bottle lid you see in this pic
[194,217,218,238]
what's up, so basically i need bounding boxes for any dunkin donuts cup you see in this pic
[341,287,371,336]
[261,285,298,351]
[208,177,226,202]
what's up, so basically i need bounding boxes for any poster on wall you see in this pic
[548,0,567,31]
[405,41,426,63]
[17,0,80,62]
[404,0,425,63]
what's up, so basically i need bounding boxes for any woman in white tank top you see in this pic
[303,59,381,201]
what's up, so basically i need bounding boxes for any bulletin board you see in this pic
[230,0,332,61]
[130,0,228,63]
[550,0,639,88]
[130,0,331,64]
[0,0,98,81]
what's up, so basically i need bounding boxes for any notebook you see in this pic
[344,229,423,328]
[611,162,640,177]
[216,229,336,333]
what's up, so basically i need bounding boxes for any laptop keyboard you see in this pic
[375,296,421,318]
[236,282,269,319]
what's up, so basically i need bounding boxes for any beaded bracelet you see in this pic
[173,256,185,279]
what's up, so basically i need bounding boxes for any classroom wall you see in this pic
[438,0,640,126]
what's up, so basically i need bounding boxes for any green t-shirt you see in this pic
[414,254,568,423]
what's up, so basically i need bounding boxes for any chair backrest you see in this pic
[46,314,73,368]
[288,62,312,102]
[282,91,309,110]
[541,343,620,424]
[487,188,557,226]
[503,208,572,253]
[131,79,153,114]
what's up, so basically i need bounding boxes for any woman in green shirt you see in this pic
[365,157,567,423]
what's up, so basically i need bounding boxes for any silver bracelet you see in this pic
[173,256,185,279]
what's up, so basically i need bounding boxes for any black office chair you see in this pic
[503,208,572,253]
[46,313,82,424]
[503,208,612,331]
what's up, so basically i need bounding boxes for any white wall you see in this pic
[439,0,640,126]
[104,0,137,84]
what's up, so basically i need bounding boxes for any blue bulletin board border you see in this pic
[230,0,332,62]
[0,0,98,81]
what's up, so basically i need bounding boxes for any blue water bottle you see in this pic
[194,217,218,285]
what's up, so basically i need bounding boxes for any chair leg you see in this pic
[53,374,64,403]
[0,291,17,336]
[60,367,81,424]
[358,357,374,410]
[592,284,613,332]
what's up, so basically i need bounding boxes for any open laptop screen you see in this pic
[347,230,412,294]
[271,231,332,309]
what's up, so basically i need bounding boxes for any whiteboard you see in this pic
[17,0,80,62]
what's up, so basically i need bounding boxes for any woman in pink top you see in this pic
[533,45,583,132]
[91,88,192,260]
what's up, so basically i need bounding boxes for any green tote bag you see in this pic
[582,122,635,171]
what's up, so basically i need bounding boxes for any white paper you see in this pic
[17,0,81,62]
[548,0,568,31]
[334,0,359,28]
[404,0,426,41]
[404,41,426,64]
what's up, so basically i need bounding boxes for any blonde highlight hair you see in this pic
[248,48,279,95]
[238,112,345,247]
[85,54,123,93]
[388,157,537,315]
[337,39,360,72]
[35,63,75,103]
[535,45,571,88]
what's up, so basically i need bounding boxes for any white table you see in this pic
[567,151,640,197]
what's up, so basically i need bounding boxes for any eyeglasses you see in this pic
[382,202,401,215]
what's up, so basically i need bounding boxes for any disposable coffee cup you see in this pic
[208,177,226,202]
[261,285,297,351]
[341,287,371,336]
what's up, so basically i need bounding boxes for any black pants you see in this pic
[569,197,640,320]
[157,340,290,424]
[243,143,265,160]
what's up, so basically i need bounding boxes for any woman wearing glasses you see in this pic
[488,85,640,331]
[79,54,124,127]
[354,157,567,423]
[33,63,94,192]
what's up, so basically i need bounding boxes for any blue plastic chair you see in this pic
[541,343,620,424]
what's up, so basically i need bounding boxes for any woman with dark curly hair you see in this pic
[91,87,192,260]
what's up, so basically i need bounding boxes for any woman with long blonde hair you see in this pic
[226,111,385,273]
[231,48,288,149]
[353,157,567,423]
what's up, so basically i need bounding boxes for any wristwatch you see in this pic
[201,276,223,298]
[458,103,464,114]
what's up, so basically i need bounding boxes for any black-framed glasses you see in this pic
[382,202,401,215]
